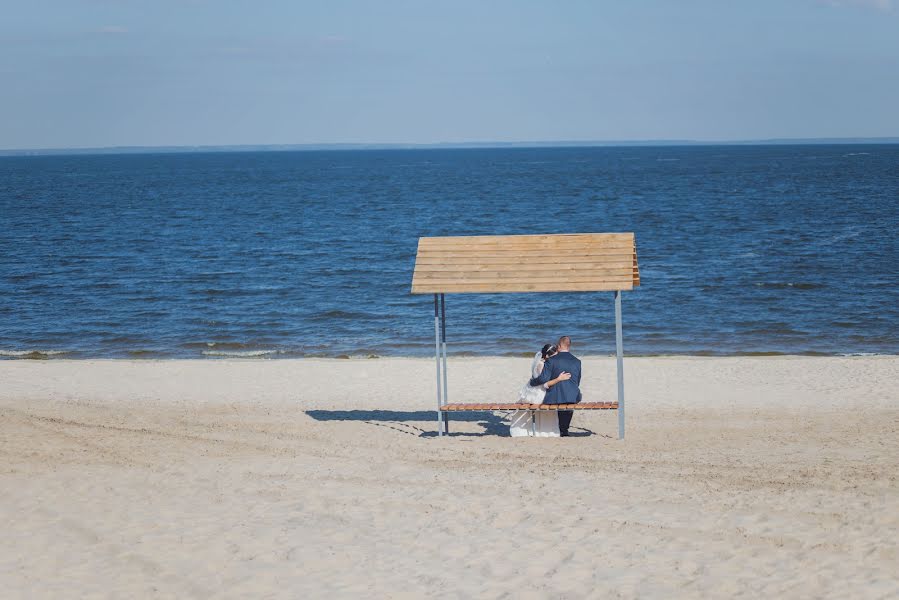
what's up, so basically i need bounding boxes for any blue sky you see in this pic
[1,0,898,148]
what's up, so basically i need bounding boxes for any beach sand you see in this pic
[1,356,897,598]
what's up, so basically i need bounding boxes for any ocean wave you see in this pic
[183,341,256,350]
[735,350,831,357]
[126,350,159,357]
[201,349,280,357]
[743,327,808,336]
[0,349,70,359]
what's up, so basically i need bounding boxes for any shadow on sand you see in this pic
[305,409,597,438]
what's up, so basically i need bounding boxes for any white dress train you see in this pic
[509,352,560,437]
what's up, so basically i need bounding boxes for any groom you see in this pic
[530,335,582,437]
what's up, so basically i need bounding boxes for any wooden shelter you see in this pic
[411,233,640,439]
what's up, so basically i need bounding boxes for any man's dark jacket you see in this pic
[530,351,582,405]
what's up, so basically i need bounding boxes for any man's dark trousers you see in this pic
[557,410,574,436]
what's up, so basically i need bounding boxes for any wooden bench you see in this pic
[439,402,618,434]
[442,402,618,411]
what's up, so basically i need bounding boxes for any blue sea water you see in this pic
[1,145,897,359]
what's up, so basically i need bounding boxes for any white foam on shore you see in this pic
[201,349,279,358]
[0,349,70,358]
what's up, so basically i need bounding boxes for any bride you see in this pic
[509,344,570,437]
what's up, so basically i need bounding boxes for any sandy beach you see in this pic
[1,356,897,598]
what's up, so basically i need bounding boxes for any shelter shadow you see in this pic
[305,409,595,438]
[305,409,510,437]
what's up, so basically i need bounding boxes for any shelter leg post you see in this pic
[434,295,445,436]
[531,411,536,436]
[440,294,449,426]
[615,290,625,440]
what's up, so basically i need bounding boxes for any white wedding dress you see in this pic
[509,352,560,437]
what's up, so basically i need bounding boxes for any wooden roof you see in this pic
[411,233,640,294]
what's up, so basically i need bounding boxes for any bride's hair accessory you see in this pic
[541,344,557,360]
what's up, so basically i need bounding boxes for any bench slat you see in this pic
[441,402,617,411]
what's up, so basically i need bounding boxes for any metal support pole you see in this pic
[615,290,625,440]
[440,294,449,435]
[434,295,445,436]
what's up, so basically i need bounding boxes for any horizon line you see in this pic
[3,136,899,156]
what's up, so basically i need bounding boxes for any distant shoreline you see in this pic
[2,137,899,157]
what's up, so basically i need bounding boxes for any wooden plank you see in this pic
[418,233,632,242]
[412,279,634,294]
[417,238,634,249]
[419,241,636,252]
[414,273,636,283]
[412,275,634,285]
[439,403,619,411]
[413,278,637,287]
[413,272,635,283]
[414,255,636,266]
[415,248,637,259]
[412,281,634,293]
[413,281,634,292]
[420,233,633,246]
[419,231,634,242]
[414,263,637,274]
[413,271,638,282]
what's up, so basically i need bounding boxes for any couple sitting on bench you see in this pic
[510,336,581,438]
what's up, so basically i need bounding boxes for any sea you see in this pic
[1,145,897,359]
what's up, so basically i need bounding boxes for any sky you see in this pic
[1,0,898,149]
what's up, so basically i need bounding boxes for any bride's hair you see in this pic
[541,344,558,360]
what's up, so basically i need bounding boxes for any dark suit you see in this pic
[530,351,582,436]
